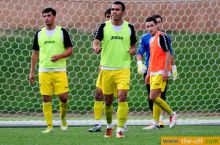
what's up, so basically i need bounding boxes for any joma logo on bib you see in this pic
[111,36,123,40]
[44,41,55,44]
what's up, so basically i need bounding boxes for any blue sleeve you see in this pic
[167,35,173,55]
[137,34,151,67]
[137,36,146,56]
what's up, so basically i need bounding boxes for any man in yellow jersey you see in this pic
[93,1,137,138]
[29,7,73,133]
[88,8,111,132]
[145,16,177,129]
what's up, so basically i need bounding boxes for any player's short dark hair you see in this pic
[113,1,125,11]
[104,8,111,17]
[152,15,163,22]
[145,16,157,24]
[42,7,56,16]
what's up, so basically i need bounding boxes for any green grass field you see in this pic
[0,126,220,145]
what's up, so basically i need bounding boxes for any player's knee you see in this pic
[104,94,113,106]
[58,93,68,103]
[118,93,127,102]
[149,94,157,101]
[149,90,161,101]
[43,95,52,102]
[105,100,113,106]
[95,88,103,101]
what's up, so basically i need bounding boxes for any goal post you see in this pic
[0,0,219,126]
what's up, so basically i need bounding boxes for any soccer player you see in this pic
[93,1,137,138]
[29,7,73,133]
[137,15,178,129]
[104,8,111,20]
[88,8,111,133]
[152,15,178,80]
[144,16,177,129]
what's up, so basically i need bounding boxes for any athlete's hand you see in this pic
[51,55,61,62]
[129,47,136,55]
[172,65,178,80]
[94,47,101,54]
[137,61,147,74]
[29,73,35,84]
[145,73,150,84]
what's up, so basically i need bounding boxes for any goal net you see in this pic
[0,0,219,126]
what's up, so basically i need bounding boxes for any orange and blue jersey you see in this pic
[137,32,173,68]
[149,31,172,75]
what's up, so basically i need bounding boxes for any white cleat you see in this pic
[169,112,177,128]
[42,127,54,133]
[143,125,160,130]
[60,119,68,131]
[61,124,68,131]
[116,128,125,138]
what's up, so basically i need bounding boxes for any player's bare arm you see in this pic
[51,47,73,62]
[92,39,101,54]
[163,51,171,81]
[29,50,39,84]
[129,44,136,55]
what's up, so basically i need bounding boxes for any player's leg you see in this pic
[54,72,69,131]
[159,82,168,128]
[115,69,130,138]
[88,87,103,132]
[143,72,153,112]
[89,73,104,132]
[39,72,54,133]
[150,75,177,129]
[104,94,114,137]
[142,72,156,129]
[101,70,114,137]
[58,92,68,131]
[150,90,162,128]
[42,95,54,133]
[116,90,128,138]
[147,84,153,111]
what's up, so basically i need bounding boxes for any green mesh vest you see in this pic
[38,26,66,69]
[101,20,131,68]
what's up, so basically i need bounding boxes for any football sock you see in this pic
[104,105,113,125]
[153,103,162,123]
[154,97,173,115]
[43,102,53,128]
[117,102,128,128]
[60,101,67,122]
[94,101,104,120]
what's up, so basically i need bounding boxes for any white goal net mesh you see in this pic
[0,0,219,126]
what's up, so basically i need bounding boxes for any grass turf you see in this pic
[0,126,220,145]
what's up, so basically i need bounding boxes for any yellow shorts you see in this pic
[96,73,101,88]
[150,75,167,92]
[39,72,69,96]
[96,72,117,96]
[100,68,130,95]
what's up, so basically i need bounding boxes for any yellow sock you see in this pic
[154,97,173,115]
[94,101,104,120]
[43,102,53,128]
[60,101,67,120]
[117,102,128,128]
[104,105,113,124]
[153,103,162,123]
